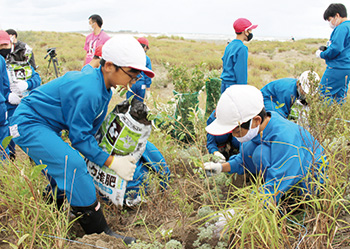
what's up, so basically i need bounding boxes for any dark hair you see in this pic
[239,107,267,129]
[324,3,347,20]
[100,59,140,74]
[140,43,149,49]
[6,29,17,37]
[114,65,140,74]
[89,14,103,27]
[235,31,243,35]
[100,58,106,67]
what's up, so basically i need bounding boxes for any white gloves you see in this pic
[10,80,28,95]
[204,162,222,177]
[16,80,29,92]
[315,50,322,58]
[109,155,137,181]
[213,208,235,238]
[8,92,21,105]
[213,151,226,163]
[145,90,151,101]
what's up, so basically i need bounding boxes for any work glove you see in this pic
[108,155,136,181]
[315,50,322,58]
[15,80,29,92]
[10,80,28,95]
[8,92,21,105]
[319,45,327,51]
[213,151,226,163]
[213,208,235,238]
[145,90,151,101]
[204,161,222,177]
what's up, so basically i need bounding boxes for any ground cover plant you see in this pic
[1,31,350,248]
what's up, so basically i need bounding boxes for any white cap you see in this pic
[102,35,155,78]
[206,85,264,135]
[298,71,320,94]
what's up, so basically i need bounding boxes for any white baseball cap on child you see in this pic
[206,85,264,135]
[102,35,155,78]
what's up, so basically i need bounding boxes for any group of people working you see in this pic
[204,3,349,235]
[0,2,349,245]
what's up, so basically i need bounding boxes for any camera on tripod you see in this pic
[44,47,60,78]
[44,47,57,59]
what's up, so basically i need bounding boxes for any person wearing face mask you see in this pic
[315,3,350,104]
[204,85,326,206]
[261,70,320,119]
[126,37,152,102]
[9,35,155,245]
[83,14,110,66]
[0,30,41,160]
[220,18,258,94]
[5,29,36,69]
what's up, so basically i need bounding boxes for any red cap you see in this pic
[94,45,103,57]
[233,18,258,33]
[0,30,10,45]
[137,37,149,47]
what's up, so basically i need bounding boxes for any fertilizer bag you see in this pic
[86,98,152,206]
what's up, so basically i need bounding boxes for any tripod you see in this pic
[44,47,60,78]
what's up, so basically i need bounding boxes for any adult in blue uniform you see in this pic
[315,3,350,104]
[204,85,326,205]
[0,54,10,159]
[0,30,42,159]
[220,18,258,94]
[9,35,155,244]
[206,109,240,162]
[126,37,152,102]
[261,71,320,118]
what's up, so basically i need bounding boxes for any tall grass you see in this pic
[2,31,348,248]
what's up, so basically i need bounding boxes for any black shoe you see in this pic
[71,201,136,245]
[104,226,136,244]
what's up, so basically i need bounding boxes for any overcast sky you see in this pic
[0,0,349,40]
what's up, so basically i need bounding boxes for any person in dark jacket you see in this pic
[6,29,36,69]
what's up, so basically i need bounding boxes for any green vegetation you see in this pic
[2,31,350,248]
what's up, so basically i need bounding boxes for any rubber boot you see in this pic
[71,200,136,245]
[42,185,66,211]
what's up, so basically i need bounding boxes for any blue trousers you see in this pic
[221,82,246,94]
[7,107,16,156]
[319,68,350,104]
[13,123,97,206]
[0,101,9,159]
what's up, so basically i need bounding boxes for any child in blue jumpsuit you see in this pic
[125,141,170,205]
[0,55,10,159]
[316,3,350,104]
[206,110,240,161]
[220,18,257,93]
[9,35,155,245]
[205,85,326,205]
[261,71,320,118]
[126,37,152,102]
[0,30,42,159]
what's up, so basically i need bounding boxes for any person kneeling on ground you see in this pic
[261,70,320,119]
[9,35,155,245]
[204,85,327,205]
[206,109,240,163]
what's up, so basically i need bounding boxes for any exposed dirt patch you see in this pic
[69,233,127,249]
